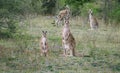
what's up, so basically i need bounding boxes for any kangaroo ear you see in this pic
[64,20,67,23]
[63,18,66,23]
[42,31,44,33]
[88,9,92,12]
[45,31,47,33]
[88,9,93,15]
[89,9,92,11]
[90,9,93,13]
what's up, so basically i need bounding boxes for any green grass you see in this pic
[0,15,120,73]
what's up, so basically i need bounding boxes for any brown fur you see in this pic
[58,9,69,20]
[88,9,98,30]
[40,31,48,57]
[56,7,70,26]
[62,18,76,56]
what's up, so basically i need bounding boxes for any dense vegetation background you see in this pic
[0,0,120,38]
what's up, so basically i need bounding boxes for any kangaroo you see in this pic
[56,6,70,26]
[62,17,76,57]
[88,9,98,30]
[40,31,48,57]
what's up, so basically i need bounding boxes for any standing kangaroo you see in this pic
[40,31,48,57]
[88,9,98,30]
[62,17,76,57]
[56,5,70,26]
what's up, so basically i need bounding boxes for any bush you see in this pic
[111,5,120,24]
[65,0,93,16]
[80,2,101,17]
[0,18,19,38]
[41,0,56,15]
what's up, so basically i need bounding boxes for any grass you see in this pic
[0,15,120,73]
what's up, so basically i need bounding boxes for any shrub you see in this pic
[0,18,19,38]
[111,5,120,24]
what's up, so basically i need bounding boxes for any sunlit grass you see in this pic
[0,16,120,73]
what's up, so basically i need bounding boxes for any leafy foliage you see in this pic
[0,18,19,38]
[41,0,56,15]
[110,3,120,24]
[65,0,92,16]
[0,0,120,39]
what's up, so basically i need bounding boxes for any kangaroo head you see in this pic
[64,17,69,26]
[42,31,47,37]
[88,9,93,15]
